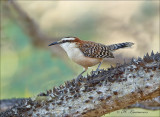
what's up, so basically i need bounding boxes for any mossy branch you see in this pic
[0,52,160,117]
[1,97,159,113]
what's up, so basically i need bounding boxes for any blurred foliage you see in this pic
[1,20,74,99]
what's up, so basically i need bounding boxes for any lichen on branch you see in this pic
[0,51,160,117]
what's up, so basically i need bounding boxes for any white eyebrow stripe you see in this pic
[62,37,75,41]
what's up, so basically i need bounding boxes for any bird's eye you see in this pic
[62,40,69,43]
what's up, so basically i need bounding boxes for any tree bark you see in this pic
[0,52,159,117]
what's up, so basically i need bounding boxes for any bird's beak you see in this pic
[48,41,62,46]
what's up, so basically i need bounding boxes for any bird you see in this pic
[49,37,134,82]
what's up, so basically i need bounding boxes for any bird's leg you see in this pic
[95,61,102,72]
[92,61,103,76]
[76,68,87,83]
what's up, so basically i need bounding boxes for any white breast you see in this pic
[60,43,101,68]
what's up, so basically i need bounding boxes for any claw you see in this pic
[92,69,102,76]
[76,74,83,83]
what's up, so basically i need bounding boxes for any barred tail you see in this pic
[107,42,134,51]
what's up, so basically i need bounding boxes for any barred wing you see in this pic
[79,41,114,58]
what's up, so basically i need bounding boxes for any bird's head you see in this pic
[48,37,80,46]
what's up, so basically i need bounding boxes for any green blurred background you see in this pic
[1,1,159,116]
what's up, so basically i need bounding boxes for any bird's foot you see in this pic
[75,74,83,83]
[91,69,103,76]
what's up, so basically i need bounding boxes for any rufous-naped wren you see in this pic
[49,37,134,81]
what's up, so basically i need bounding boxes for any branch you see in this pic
[0,98,28,113]
[126,96,160,110]
[2,0,63,57]
[1,96,159,113]
[0,51,160,117]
